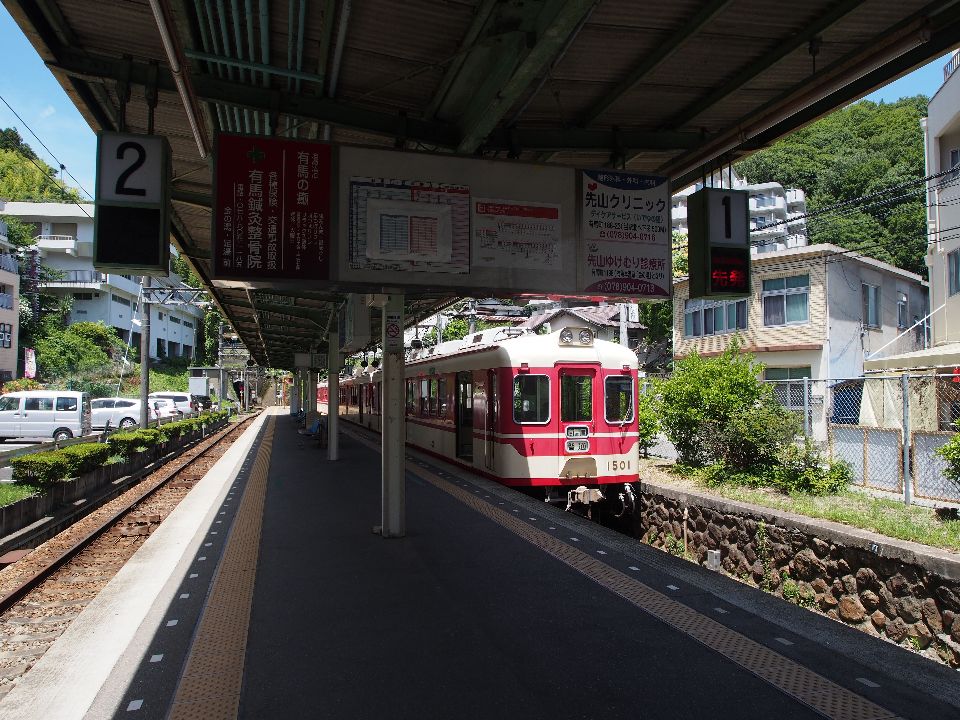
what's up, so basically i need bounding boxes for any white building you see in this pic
[672,171,808,252]
[864,51,960,374]
[0,221,20,381]
[0,201,203,360]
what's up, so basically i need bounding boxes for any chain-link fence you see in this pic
[641,372,960,504]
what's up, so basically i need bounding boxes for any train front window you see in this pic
[560,375,592,422]
[605,376,634,424]
[513,375,549,424]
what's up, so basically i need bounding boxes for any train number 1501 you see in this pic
[607,459,631,472]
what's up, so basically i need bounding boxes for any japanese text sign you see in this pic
[578,170,671,298]
[214,134,332,280]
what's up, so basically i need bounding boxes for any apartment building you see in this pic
[0,201,203,360]
[865,51,960,373]
[674,244,928,384]
[672,171,807,251]
[0,221,20,381]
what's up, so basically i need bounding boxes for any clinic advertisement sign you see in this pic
[214,134,332,280]
[579,170,671,298]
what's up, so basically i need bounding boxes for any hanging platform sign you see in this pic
[94,132,171,273]
[213,134,332,280]
[578,170,671,298]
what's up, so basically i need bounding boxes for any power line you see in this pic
[0,93,93,200]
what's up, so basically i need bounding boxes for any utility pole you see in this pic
[139,276,151,427]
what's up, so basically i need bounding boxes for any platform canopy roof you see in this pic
[7,0,960,367]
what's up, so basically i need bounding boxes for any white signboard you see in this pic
[579,170,671,298]
[383,311,404,352]
[472,198,562,270]
[97,133,167,204]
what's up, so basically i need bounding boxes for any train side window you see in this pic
[604,376,634,424]
[437,378,447,416]
[429,379,439,415]
[405,380,415,414]
[560,375,592,422]
[420,379,429,415]
[513,375,550,424]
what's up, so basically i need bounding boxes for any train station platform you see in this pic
[1,407,958,720]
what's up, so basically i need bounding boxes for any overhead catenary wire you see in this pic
[0,92,93,200]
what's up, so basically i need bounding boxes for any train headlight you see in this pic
[578,329,593,345]
[559,328,574,344]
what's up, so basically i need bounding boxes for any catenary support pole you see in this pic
[139,277,151,427]
[803,377,811,437]
[328,326,340,461]
[381,293,405,538]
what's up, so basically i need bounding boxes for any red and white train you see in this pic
[328,326,640,515]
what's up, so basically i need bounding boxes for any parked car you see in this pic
[90,397,142,430]
[0,390,92,441]
[149,398,180,420]
[147,392,192,416]
[191,394,213,411]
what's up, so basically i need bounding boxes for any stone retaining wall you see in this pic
[633,481,960,668]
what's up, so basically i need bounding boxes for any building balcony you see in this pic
[0,254,18,275]
[945,51,960,83]
[42,270,108,287]
[750,196,786,212]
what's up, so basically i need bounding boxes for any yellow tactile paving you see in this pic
[168,416,275,720]
[346,429,899,720]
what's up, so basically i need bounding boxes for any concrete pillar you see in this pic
[307,370,318,421]
[328,327,340,461]
[290,371,301,415]
[381,293,405,538]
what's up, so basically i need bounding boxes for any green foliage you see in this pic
[936,434,960,488]
[423,316,495,345]
[107,428,161,458]
[756,521,775,591]
[2,377,42,392]
[171,254,202,288]
[11,451,71,485]
[735,97,929,275]
[664,533,685,557]
[200,308,223,366]
[67,321,125,359]
[0,148,83,202]
[655,342,798,470]
[59,443,112,476]
[780,570,816,609]
[636,387,660,458]
[772,438,852,495]
[671,230,688,277]
[36,325,112,378]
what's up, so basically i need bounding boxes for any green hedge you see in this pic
[107,428,161,458]
[11,451,71,485]
[60,443,112,476]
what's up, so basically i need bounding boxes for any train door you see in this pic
[455,372,473,459]
[484,369,497,470]
[558,367,596,476]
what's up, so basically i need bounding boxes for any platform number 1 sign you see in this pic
[94,132,171,273]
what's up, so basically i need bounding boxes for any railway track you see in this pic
[0,413,257,700]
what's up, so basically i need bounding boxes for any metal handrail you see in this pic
[0,255,18,274]
[945,51,960,82]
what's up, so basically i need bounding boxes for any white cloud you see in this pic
[38,104,55,119]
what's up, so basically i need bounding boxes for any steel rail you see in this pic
[0,414,256,615]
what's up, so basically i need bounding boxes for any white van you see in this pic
[0,391,92,441]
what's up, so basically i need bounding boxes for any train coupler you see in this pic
[612,483,637,518]
[565,486,605,512]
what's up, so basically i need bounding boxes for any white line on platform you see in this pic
[165,620,178,627]
[149,655,162,663]
[570,537,580,542]
[197,557,206,561]
[856,678,880,688]
[714,607,728,614]
[189,574,198,579]
[204,543,212,547]
[775,637,794,646]
[597,550,607,555]
[667,585,679,590]
[628,566,640,571]
[179,594,189,599]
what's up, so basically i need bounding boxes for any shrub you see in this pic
[59,443,112,476]
[12,451,71,484]
[772,438,852,495]
[2,377,43,393]
[108,428,161,457]
[937,434,960,489]
[656,342,799,471]
[636,386,660,458]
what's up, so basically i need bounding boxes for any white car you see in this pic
[90,397,142,430]
[149,398,180,420]
[147,392,193,416]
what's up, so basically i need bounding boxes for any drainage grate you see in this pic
[168,418,276,720]
[397,448,898,720]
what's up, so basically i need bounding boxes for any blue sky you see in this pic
[0,4,954,197]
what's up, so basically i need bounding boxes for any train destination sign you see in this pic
[579,170,671,298]
[213,134,332,280]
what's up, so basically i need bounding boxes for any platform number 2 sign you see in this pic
[94,132,171,272]
[97,134,166,204]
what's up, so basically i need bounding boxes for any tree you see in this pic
[171,254,203,287]
[0,149,82,202]
[735,96,929,275]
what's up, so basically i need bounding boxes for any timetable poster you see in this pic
[213,134,332,279]
[579,169,671,298]
[472,198,562,270]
